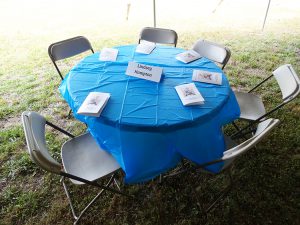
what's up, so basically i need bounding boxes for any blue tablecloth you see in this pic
[59,45,240,183]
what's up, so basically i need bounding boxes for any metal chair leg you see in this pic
[163,159,188,179]
[61,174,117,225]
[67,109,72,119]
[61,177,78,220]
[74,188,106,225]
[195,197,207,222]
[159,174,163,184]
[113,178,121,191]
[205,167,234,213]
[232,121,240,131]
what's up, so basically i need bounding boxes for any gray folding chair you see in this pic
[192,39,231,69]
[165,118,280,214]
[232,64,299,138]
[48,36,94,80]
[138,27,178,47]
[21,111,129,225]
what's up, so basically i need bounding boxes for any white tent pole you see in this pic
[262,0,271,31]
[153,0,156,27]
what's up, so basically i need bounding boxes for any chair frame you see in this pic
[138,27,178,47]
[232,64,299,139]
[192,39,231,69]
[48,36,94,80]
[22,112,131,224]
[164,118,279,214]
[221,47,231,69]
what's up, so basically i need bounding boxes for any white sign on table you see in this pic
[99,48,118,61]
[135,41,156,54]
[175,50,201,63]
[125,61,163,83]
[192,70,223,85]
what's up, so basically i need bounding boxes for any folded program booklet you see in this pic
[77,92,110,117]
[135,41,156,54]
[175,50,201,63]
[99,48,118,61]
[175,83,205,106]
[192,70,223,85]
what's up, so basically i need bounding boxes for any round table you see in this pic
[60,45,240,183]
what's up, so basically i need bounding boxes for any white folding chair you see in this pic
[192,39,231,69]
[203,118,280,213]
[232,64,299,138]
[165,118,280,214]
[48,36,94,80]
[138,27,178,47]
[21,111,129,225]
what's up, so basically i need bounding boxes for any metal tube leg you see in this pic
[232,121,240,131]
[195,195,208,223]
[113,178,121,191]
[74,174,116,225]
[159,174,162,184]
[206,168,233,213]
[228,166,239,204]
[228,167,234,186]
[67,109,72,119]
[206,185,231,213]
[74,189,106,225]
[61,177,78,220]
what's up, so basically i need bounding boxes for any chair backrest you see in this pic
[222,118,279,161]
[192,39,231,69]
[272,64,300,102]
[139,27,178,47]
[48,36,94,80]
[21,111,62,174]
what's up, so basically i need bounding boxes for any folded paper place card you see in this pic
[175,83,205,106]
[192,70,223,85]
[126,61,163,83]
[175,50,201,63]
[99,48,118,61]
[77,92,110,117]
[135,41,156,54]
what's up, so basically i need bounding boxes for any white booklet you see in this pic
[192,70,223,85]
[175,83,205,106]
[175,50,201,63]
[135,40,156,54]
[99,48,118,61]
[77,92,110,117]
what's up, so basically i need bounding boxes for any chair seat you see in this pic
[61,133,120,185]
[222,136,237,170]
[234,91,266,121]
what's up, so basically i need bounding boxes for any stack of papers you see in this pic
[175,83,205,106]
[99,48,118,61]
[77,92,110,117]
[192,70,223,85]
[175,50,201,63]
[135,41,156,54]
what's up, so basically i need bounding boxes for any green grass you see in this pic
[1,17,300,225]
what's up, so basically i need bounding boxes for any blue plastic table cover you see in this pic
[59,45,240,183]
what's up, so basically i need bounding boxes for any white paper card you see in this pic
[175,83,205,106]
[99,48,118,61]
[126,61,163,83]
[135,41,156,54]
[175,50,201,63]
[77,92,110,117]
[192,70,223,85]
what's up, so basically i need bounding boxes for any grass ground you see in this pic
[0,0,300,224]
